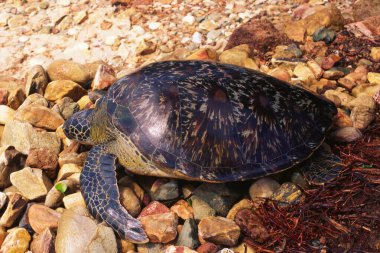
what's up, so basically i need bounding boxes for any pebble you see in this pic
[0,227,31,253]
[0,193,28,227]
[0,105,15,125]
[249,178,280,201]
[176,219,199,249]
[323,89,354,107]
[139,212,178,243]
[182,15,195,25]
[192,32,203,44]
[334,109,353,128]
[234,209,270,243]
[0,192,7,210]
[330,127,363,143]
[194,183,241,217]
[52,97,79,120]
[148,22,161,30]
[47,60,91,85]
[150,178,180,201]
[10,167,53,200]
[15,105,65,131]
[0,89,8,105]
[348,94,376,110]
[0,146,26,188]
[323,69,345,79]
[352,82,380,97]
[138,201,170,218]
[56,207,117,253]
[368,72,380,85]
[371,47,380,61]
[137,242,165,253]
[350,106,375,129]
[312,28,336,44]
[170,199,194,220]
[62,192,86,209]
[44,80,87,102]
[18,94,48,111]
[30,228,55,253]
[28,204,61,234]
[56,163,82,182]
[272,182,303,206]
[24,65,49,96]
[92,64,117,90]
[119,186,141,217]
[198,216,240,247]
[190,195,216,221]
[196,242,218,253]
[226,199,254,220]
[321,54,341,70]
[268,68,291,82]
[293,63,315,82]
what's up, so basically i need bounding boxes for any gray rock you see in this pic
[1,120,61,155]
[192,183,241,216]
[176,219,199,249]
[190,195,216,222]
[52,97,79,120]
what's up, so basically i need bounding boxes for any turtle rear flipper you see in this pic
[81,144,148,243]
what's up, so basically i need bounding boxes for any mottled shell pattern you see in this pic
[105,60,336,182]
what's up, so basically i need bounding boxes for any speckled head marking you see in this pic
[63,109,94,144]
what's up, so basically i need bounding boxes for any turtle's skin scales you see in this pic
[63,60,337,243]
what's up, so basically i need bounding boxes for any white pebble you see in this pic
[181,37,190,44]
[192,32,202,44]
[105,35,119,46]
[148,22,161,30]
[57,0,71,7]
[182,14,195,25]
[18,35,29,43]
[67,28,79,36]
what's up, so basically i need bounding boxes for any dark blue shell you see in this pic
[106,60,337,181]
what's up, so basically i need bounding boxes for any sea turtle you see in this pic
[63,60,337,243]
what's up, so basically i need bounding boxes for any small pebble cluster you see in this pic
[0,0,379,252]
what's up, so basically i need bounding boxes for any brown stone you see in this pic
[198,216,240,247]
[139,212,178,243]
[234,209,270,243]
[321,54,341,70]
[26,148,58,178]
[15,105,65,131]
[0,89,8,105]
[44,80,87,102]
[0,227,31,253]
[227,199,254,220]
[170,199,194,220]
[226,19,289,53]
[25,65,49,96]
[186,48,218,61]
[92,64,117,90]
[346,15,380,40]
[166,245,197,253]
[0,146,26,188]
[196,242,218,253]
[30,228,55,253]
[138,201,170,218]
[334,109,353,128]
[301,41,328,58]
[0,193,28,227]
[119,186,141,217]
[353,0,380,22]
[47,60,91,85]
[28,204,61,234]
[7,87,26,110]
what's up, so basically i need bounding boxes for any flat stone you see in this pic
[139,212,178,243]
[17,93,48,111]
[25,65,49,96]
[47,60,91,85]
[56,163,82,182]
[0,227,31,253]
[176,218,199,248]
[26,148,58,179]
[15,105,64,130]
[28,204,61,233]
[10,167,53,200]
[56,207,117,253]
[62,192,86,209]
[0,193,28,227]
[307,60,323,79]
[198,216,240,247]
[234,209,270,243]
[44,80,87,102]
[1,120,61,155]
[347,94,376,110]
[324,89,354,107]
[352,82,380,98]
[30,228,55,253]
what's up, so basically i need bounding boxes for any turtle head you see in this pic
[63,109,94,144]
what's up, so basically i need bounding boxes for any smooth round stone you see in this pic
[192,32,202,44]
[249,178,280,201]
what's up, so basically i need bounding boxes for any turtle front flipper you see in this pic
[81,144,148,243]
